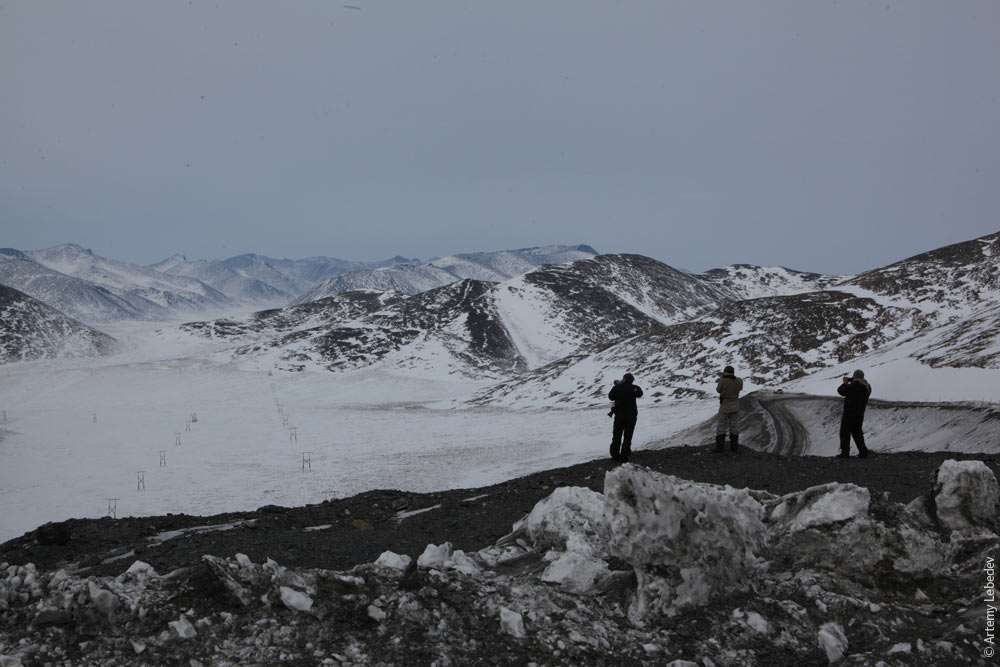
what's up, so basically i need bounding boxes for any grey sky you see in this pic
[2,1,998,275]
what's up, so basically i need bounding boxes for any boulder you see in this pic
[602,465,766,622]
[932,460,1000,531]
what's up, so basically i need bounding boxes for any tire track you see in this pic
[749,394,811,456]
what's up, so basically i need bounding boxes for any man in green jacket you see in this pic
[716,366,743,453]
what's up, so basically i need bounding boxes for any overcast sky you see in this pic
[2,1,998,274]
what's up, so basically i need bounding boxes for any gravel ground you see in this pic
[2,445,998,578]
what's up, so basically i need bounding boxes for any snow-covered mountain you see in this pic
[472,288,930,407]
[293,244,599,303]
[182,254,731,378]
[702,263,847,300]
[841,231,1000,319]
[224,253,416,289]
[0,250,154,323]
[148,255,296,307]
[27,244,234,316]
[473,231,1000,408]
[0,284,118,362]
[150,253,420,306]
[491,254,731,368]
[184,280,525,378]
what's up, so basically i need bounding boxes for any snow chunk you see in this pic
[168,615,197,640]
[817,622,848,663]
[124,560,158,577]
[499,606,526,638]
[603,465,766,621]
[732,608,770,634]
[539,551,609,594]
[933,460,1000,531]
[416,543,480,575]
[88,581,119,618]
[367,604,386,622]
[517,486,608,559]
[279,586,313,613]
[374,551,412,571]
[768,483,870,533]
[417,543,452,569]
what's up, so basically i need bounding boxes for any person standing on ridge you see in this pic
[837,370,872,458]
[715,365,743,453]
[608,372,643,463]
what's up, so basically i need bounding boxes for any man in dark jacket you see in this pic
[837,369,871,458]
[608,372,643,463]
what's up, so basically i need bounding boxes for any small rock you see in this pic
[398,560,421,590]
[887,642,912,655]
[367,604,386,622]
[352,518,375,530]
[35,610,70,627]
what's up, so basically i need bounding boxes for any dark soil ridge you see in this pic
[2,446,998,580]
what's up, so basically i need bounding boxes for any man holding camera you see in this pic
[837,369,872,458]
[716,365,743,452]
[608,372,643,463]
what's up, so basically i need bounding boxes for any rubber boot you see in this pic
[714,434,726,453]
[729,433,739,453]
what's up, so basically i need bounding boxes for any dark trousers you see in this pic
[840,416,868,455]
[611,414,637,462]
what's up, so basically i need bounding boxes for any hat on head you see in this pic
[852,369,865,379]
[623,372,634,383]
[723,366,734,374]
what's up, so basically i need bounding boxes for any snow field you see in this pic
[0,325,699,542]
